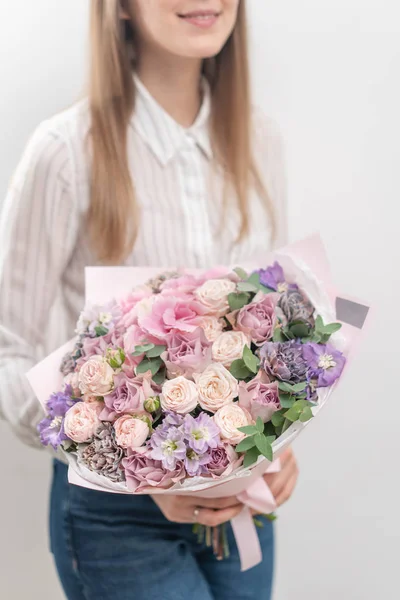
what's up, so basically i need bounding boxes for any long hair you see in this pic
[89,0,274,264]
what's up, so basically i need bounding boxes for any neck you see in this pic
[136,51,203,128]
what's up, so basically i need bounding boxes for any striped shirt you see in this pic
[0,76,287,448]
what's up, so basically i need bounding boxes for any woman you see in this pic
[0,1,299,598]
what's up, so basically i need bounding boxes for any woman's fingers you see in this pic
[275,473,299,507]
[190,496,243,511]
[195,504,244,528]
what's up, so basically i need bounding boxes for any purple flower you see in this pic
[182,413,221,454]
[302,343,346,387]
[38,416,68,449]
[122,448,185,492]
[161,328,212,378]
[260,341,308,384]
[257,262,297,293]
[47,385,76,417]
[239,372,281,423]
[163,411,185,427]
[184,448,211,477]
[149,426,186,471]
[277,288,315,327]
[101,372,156,421]
[205,444,243,478]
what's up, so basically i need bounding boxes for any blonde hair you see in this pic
[89,0,274,264]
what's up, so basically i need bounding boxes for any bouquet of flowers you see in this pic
[28,237,369,570]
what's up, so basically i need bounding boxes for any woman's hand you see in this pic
[151,494,244,527]
[263,447,299,508]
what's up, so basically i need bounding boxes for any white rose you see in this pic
[199,316,225,342]
[160,376,198,414]
[78,356,114,396]
[194,363,238,413]
[214,404,254,445]
[195,279,236,317]
[64,401,102,443]
[212,331,250,368]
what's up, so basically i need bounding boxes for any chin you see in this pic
[183,39,229,60]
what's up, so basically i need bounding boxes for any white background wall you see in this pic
[0,1,399,598]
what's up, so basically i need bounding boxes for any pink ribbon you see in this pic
[231,460,281,571]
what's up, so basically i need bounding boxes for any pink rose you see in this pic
[122,448,185,492]
[139,296,206,339]
[160,376,198,414]
[194,363,238,413]
[198,316,225,342]
[239,371,281,423]
[213,403,254,445]
[64,401,102,443]
[212,331,250,368]
[160,274,199,296]
[194,279,236,317]
[235,294,278,345]
[161,329,212,378]
[78,355,114,396]
[114,415,149,449]
[100,371,158,421]
[205,444,243,478]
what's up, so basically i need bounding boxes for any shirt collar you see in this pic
[131,74,213,166]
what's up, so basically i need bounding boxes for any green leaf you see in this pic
[243,446,261,468]
[273,328,286,343]
[264,513,278,522]
[230,359,252,380]
[279,393,295,409]
[235,436,256,453]
[135,357,162,376]
[289,323,310,338]
[95,325,108,337]
[291,382,307,393]
[237,425,259,435]
[282,418,292,434]
[146,345,167,358]
[311,333,322,343]
[246,272,275,294]
[271,411,285,427]
[243,345,259,374]
[152,369,166,386]
[278,381,294,393]
[256,417,264,433]
[315,315,324,332]
[299,406,314,423]
[254,434,273,461]
[237,282,258,293]
[132,343,155,357]
[284,399,310,422]
[323,322,342,334]
[265,435,277,444]
[234,267,248,280]
[228,292,251,312]
[282,326,295,340]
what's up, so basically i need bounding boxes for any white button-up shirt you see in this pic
[0,76,287,447]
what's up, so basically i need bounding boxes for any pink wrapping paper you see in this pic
[26,235,370,571]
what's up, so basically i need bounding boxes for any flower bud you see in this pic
[144,396,161,414]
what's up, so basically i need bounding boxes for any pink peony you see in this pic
[114,415,149,449]
[213,403,254,445]
[239,371,281,423]
[122,448,185,492]
[64,401,102,443]
[138,296,206,339]
[160,274,199,296]
[234,293,278,345]
[161,328,212,378]
[100,371,158,421]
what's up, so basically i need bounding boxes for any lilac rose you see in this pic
[234,294,278,346]
[205,444,243,479]
[161,328,212,378]
[100,372,157,421]
[122,448,185,492]
[239,371,281,423]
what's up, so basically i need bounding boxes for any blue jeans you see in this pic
[50,460,274,600]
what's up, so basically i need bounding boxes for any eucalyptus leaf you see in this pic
[235,436,256,453]
[290,382,307,393]
[237,282,258,293]
[315,315,324,332]
[278,382,294,393]
[234,267,248,280]
[152,369,166,386]
[95,325,108,337]
[243,446,260,468]
[136,357,162,377]
[284,402,303,423]
[271,411,285,427]
[228,292,251,312]
[254,434,273,461]
[289,323,310,338]
[279,393,295,409]
[273,328,286,343]
[243,345,259,374]
[299,407,314,422]
[133,343,155,356]
[323,322,342,334]
[146,345,167,358]
[230,359,252,380]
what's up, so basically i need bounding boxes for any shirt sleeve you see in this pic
[0,122,79,447]
[253,109,289,249]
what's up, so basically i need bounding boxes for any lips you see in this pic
[178,11,221,19]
